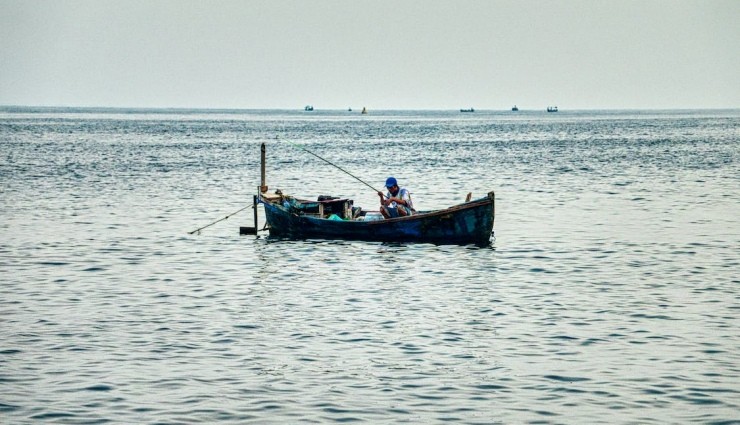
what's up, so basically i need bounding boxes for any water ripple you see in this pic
[1,109,739,424]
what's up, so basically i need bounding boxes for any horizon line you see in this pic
[2,104,739,113]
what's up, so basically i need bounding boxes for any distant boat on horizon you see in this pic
[511,105,519,111]
[361,107,367,114]
[304,105,314,111]
[460,107,475,113]
[547,106,558,112]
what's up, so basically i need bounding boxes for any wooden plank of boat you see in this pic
[258,191,494,246]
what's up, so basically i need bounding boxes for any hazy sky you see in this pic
[1,0,738,110]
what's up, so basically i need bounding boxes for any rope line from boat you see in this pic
[279,137,385,197]
[188,203,254,235]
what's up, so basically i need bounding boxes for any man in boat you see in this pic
[378,177,414,218]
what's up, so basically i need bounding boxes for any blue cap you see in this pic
[385,177,397,188]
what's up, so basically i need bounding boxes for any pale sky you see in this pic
[1,0,738,110]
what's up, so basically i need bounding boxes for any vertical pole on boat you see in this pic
[258,142,265,233]
[255,142,266,232]
[260,142,267,193]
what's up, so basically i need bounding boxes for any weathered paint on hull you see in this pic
[260,192,495,246]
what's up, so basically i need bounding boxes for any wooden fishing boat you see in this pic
[242,143,494,245]
[256,190,495,245]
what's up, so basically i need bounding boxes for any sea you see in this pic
[1,107,738,424]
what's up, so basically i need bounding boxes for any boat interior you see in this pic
[261,190,367,220]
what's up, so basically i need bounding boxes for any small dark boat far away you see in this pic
[547,106,558,112]
[244,143,495,246]
[512,105,519,111]
[460,107,475,113]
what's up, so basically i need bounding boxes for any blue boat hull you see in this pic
[259,192,495,245]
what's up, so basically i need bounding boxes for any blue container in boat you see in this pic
[363,212,383,222]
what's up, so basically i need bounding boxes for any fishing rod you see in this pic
[188,203,253,235]
[280,138,385,196]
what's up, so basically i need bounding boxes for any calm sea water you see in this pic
[1,107,738,424]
